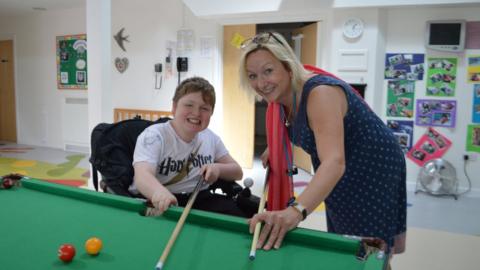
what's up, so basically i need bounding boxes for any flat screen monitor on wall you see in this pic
[425,20,466,52]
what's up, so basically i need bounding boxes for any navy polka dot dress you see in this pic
[290,75,406,249]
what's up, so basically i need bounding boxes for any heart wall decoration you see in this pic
[115,57,129,73]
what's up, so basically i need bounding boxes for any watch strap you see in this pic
[290,201,308,221]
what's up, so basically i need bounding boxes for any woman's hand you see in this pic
[248,207,303,250]
[147,188,178,216]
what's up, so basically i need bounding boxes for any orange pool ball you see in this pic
[85,237,103,255]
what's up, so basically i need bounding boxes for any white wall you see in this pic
[0,7,87,149]
[110,0,223,134]
[0,0,223,148]
[330,8,387,113]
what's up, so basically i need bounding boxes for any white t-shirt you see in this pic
[131,121,229,194]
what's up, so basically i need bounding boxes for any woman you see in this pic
[239,32,406,256]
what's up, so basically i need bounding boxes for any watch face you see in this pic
[343,18,364,39]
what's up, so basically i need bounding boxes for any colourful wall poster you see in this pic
[56,34,87,90]
[426,57,457,97]
[386,80,415,118]
[466,125,480,153]
[407,127,452,167]
[416,99,456,128]
[385,53,425,80]
[473,84,480,123]
[467,55,480,83]
[387,120,414,154]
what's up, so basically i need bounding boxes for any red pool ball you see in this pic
[58,244,76,262]
[2,178,14,189]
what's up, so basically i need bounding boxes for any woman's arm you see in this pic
[295,84,347,214]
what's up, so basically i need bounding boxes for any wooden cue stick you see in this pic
[155,178,204,270]
[249,166,270,260]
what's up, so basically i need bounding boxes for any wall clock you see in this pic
[343,18,364,39]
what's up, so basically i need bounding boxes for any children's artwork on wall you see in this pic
[466,124,480,153]
[56,34,87,90]
[385,53,425,80]
[407,127,452,166]
[387,120,414,154]
[416,99,457,127]
[467,55,480,83]
[426,57,457,97]
[386,80,415,118]
[473,84,480,123]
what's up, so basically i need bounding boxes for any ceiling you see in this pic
[0,0,478,18]
[0,0,84,17]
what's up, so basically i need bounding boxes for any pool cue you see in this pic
[155,178,204,270]
[249,166,270,261]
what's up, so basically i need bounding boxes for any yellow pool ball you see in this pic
[85,237,103,255]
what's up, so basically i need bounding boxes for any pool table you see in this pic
[0,177,386,270]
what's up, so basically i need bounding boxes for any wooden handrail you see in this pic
[114,108,172,123]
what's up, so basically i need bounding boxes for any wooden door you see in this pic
[292,23,318,174]
[223,25,256,168]
[0,40,17,142]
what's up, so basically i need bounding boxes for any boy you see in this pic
[132,77,250,217]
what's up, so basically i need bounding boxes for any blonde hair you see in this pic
[238,32,310,97]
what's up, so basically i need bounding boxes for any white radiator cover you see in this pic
[62,97,89,153]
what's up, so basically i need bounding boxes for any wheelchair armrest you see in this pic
[208,179,243,198]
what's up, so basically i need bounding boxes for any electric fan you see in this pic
[415,158,459,200]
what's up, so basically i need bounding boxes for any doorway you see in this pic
[253,22,316,173]
[223,22,318,173]
[0,40,17,142]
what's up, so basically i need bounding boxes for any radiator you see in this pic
[62,97,89,153]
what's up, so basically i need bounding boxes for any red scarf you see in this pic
[265,103,294,210]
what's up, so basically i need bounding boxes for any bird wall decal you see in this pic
[113,27,129,52]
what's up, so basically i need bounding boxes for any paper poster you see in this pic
[385,53,425,80]
[177,29,194,52]
[466,124,480,153]
[467,55,480,83]
[416,99,456,128]
[56,34,87,90]
[386,80,415,118]
[387,120,414,154]
[426,57,457,97]
[230,32,246,49]
[407,127,452,166]
[199,36,214,58]
[473,85,480,123]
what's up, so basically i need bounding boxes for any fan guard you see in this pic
[415,158,458,199]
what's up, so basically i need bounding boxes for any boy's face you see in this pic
[172,91,213,136]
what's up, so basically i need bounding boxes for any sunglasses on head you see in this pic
[240,32,286,49]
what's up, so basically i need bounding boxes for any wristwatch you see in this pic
[290,201,308,221]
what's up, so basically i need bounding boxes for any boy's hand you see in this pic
[201,164,220,184]
[148,188,177,216]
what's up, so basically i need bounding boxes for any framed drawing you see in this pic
[56,34,87,90]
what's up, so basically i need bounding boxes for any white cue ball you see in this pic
[243,177,254,188]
